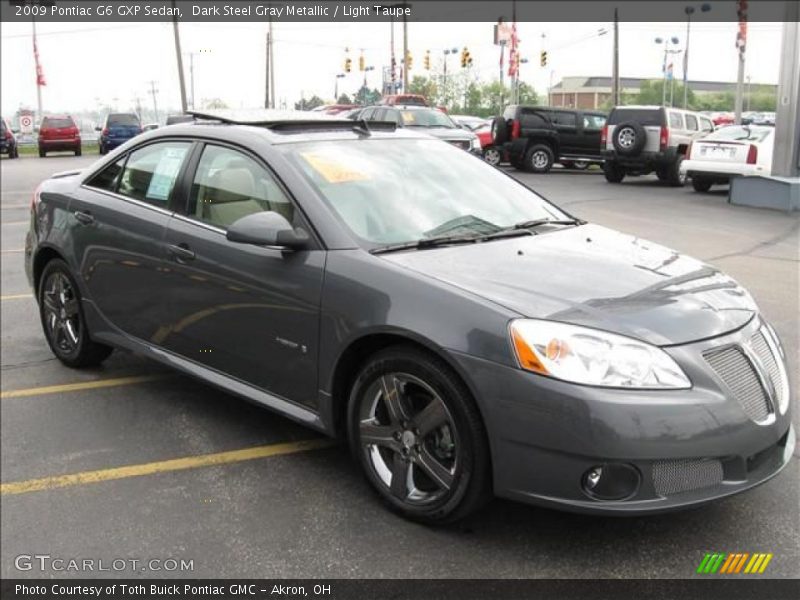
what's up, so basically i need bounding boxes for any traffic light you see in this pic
[461,47,472,68]
[405,50,413,71]
[358,53,365,72]
[424,50,431,70]
[345,57,352,73]
[540,50,548,67]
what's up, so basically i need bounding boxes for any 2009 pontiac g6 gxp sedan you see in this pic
[25,111,793,524]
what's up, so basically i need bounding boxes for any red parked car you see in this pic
[38,115,81,157]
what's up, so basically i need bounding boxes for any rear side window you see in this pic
[669,112,684,128]
[117,142,190,207]
[608,109,663,126]
[42,117,75,129]
[108,114,140,126]
[86,158,126,192]
[699,117,714,132]
[685,114,698,131]
[583,114,606,130]
[551,112,577,128]
[519,109,548,128]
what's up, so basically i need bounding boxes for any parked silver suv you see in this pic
[602,106,714,186]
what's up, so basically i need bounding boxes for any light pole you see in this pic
[442,47,458,106]
[186,49,211,110]
[335,73,346,101]
[515,57,528,104]
[362,66,375,105]
[654,36,681,106]
[683,3,711,108]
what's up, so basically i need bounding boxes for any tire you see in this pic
[10,146,18,159]
[98,143,106,155]
[491,116,509,145]
[655,167,669,181]
[75,147,82,157]
[38,259,113,368]
[572,160,590,170]
[603,160,625,183]
[692,177,713,192]
[523,144,555,173]
[347,345,491,524]
[612,121,647,156]
[38,148,45,158]
[666,156,687,187]
[483,146,502,167]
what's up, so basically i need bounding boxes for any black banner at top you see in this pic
[0,0,794,23]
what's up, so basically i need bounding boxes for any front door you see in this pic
[158,143,325,408]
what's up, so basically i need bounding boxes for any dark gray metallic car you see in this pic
[24,111,794,524]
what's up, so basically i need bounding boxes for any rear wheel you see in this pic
[692,177,713,192]
[38,259,113,368]
[603,160,625,183]
[75,146,82,157]
[572,160,590,170]
[523,144,555,173]
[348,346,491,524]
[483,146,502,167]
[666,156,687,187]
[38,148,45,158]
[98,143,106,155]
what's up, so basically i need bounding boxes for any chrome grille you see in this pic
[652,458,723,496]
[704,346,770,422]
[750,330,785,412]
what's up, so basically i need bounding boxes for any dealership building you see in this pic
[548,76,777,109]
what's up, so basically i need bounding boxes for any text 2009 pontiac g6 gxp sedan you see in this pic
[25,112,793,523]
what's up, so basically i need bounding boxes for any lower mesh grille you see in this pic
[704,346,770,422]
[448,140,470,150]
[652,458,723,496]
[750,331,785,411]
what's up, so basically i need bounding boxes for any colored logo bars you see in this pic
[697,552,773,574]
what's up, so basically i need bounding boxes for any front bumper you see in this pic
[449,317,794,515]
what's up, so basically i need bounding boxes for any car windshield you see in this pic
[399,109,456,128]
[707,126,771,143]
[42,118,74,129]
[108,114,140,126]
[282,138,567,246]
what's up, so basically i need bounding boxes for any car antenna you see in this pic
[353,118,372,137]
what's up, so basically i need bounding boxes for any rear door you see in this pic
[70,139,193,340]
[577,113,606,157]
[159,142,325,408]
[549,111,581,155]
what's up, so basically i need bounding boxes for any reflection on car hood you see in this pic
[381,224,757,346]
[409,126,473,141]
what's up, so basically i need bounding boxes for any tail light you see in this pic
[686,142,692,159]
[746,144,758,164]
[102,128,109,136]
[31,183,43,211]
[511,119,521,140]
[600,125,608,147]
[659,126,669,151]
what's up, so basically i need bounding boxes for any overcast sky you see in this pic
[0,19,786,116]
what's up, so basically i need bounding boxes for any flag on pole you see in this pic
[33,34,46,86]
[508,21,518,78]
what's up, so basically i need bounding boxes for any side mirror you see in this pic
[226,211,309,251]
[95,126,102,131]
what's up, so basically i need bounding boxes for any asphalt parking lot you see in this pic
[1,153,798,579]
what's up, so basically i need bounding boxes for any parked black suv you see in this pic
[492,106,607,173]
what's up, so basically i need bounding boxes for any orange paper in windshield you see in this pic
[300,152,369,184]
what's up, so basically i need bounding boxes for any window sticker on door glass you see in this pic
[400,112,416,124]
[300,152,370,184]
[146,147,187,201]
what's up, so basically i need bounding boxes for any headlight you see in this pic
[509,319,691,389]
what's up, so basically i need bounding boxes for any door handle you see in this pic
[167,243,196,262]
[73,210,95,225]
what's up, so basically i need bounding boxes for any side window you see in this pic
[700,117,714,132]
[685,114,699,131]
[117,142,190,207]
[373,108,388,121]
[669,112,684,129]
[582,114,606,131]
[552,112,577,128]
[361,108,375,120]
[189,145,295,230]
[519,110,548,128]
[86,157,126,192]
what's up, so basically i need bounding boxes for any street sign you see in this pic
[19,115,33,134]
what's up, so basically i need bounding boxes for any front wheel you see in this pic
[348,346,491,524]
[38,148,45,158]
[524,144,555,173]
[667,156,687,187]
[692,177,713,192]
[483,146,502,167]
[38,259,113,368]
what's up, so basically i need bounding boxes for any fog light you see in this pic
[582,463,640,501]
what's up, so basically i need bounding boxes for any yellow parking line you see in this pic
[0,293,31,301]
[1,438,335,496]
[1,374,169,399]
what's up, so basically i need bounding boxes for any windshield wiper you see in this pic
[508,218,586,231]
[370,234,479,255]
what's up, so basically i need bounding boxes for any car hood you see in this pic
[380,224,757,346]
